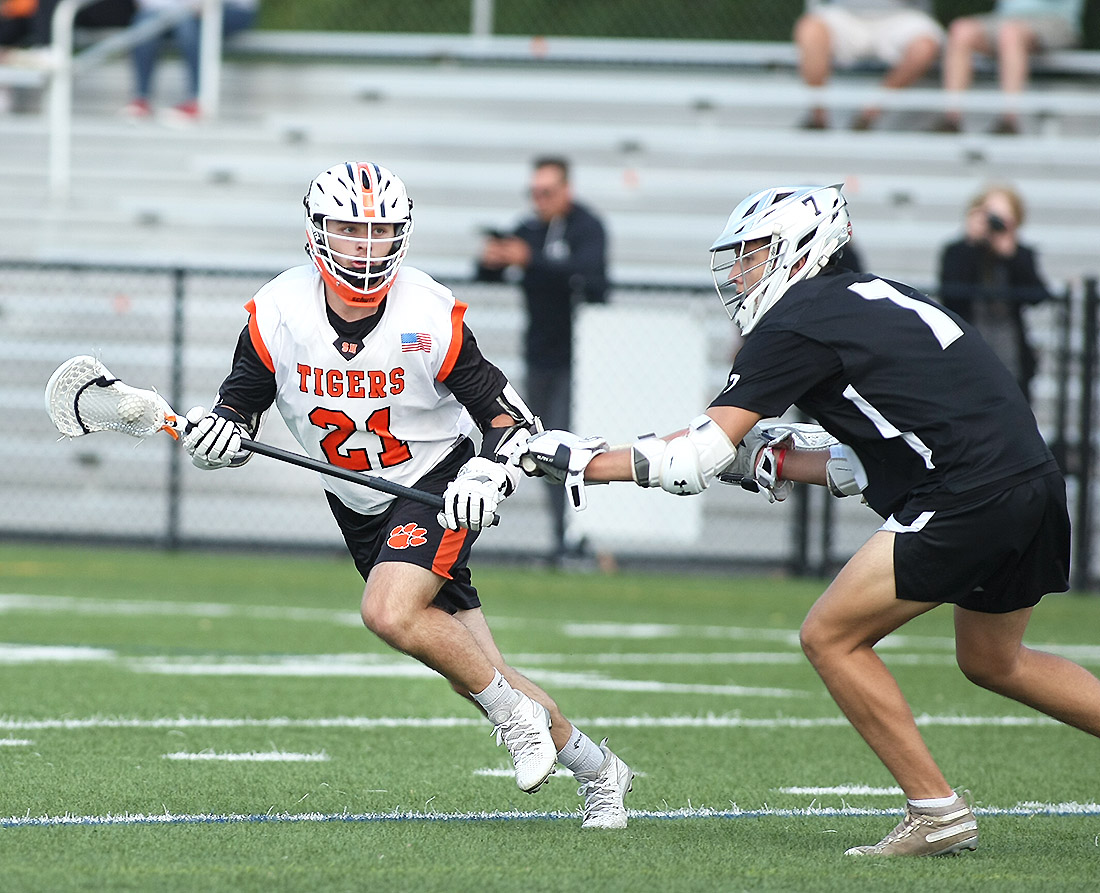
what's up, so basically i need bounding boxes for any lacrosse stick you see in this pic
[44,355,445,510]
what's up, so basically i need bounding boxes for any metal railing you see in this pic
[46,0,224,198]
[41,0,511,198]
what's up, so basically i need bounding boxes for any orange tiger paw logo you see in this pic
[387,522,428,549]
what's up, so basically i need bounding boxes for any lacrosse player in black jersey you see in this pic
[513,184,1100,856]
[181,162,632,828]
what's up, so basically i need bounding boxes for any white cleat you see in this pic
[575,739,633,829]
[493,693,556,793]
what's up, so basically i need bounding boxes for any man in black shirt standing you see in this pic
[477,156,608,566]
[514,184,1100,856]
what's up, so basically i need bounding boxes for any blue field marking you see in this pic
[4,802,1100,829]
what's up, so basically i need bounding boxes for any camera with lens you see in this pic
[986,213,1008,233]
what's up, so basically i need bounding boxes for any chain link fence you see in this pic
[2,259,1097,584]
[256,0,1100,50]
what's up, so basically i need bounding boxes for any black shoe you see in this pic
[930,115,961,133]
[850,110,879,131]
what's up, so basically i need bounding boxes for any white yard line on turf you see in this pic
[777,785,903,796]
[2,593,1098,662]
[0,594,363,626]
[4,802,1100,828]
[162,750,329,762]
[0,714,1065,732]
[0,644,987,674]
[0,643,955,670]
[0,647,809,697]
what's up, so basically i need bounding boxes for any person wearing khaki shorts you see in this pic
[935,0,1084,134]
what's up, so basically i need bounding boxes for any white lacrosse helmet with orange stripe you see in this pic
[304,161,414,308]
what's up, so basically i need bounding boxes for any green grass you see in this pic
[0,543,1099,892]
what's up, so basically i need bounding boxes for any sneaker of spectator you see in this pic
[799,109,829,130]
[120,97,152,119]
[159,100,200,127]
[930,113,963,133]
[989,114,1020,135]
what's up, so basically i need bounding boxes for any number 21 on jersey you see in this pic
[309,407,413,471]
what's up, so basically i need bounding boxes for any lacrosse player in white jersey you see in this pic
[510,184,1100,857]
[182,162,632,828]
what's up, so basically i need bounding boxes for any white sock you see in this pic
[556,726,605,775]
[471,670,520,725]
[909,792,958,809]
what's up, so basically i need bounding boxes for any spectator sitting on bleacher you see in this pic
[0,0,134,69]
[934,0,1084,134]
[794,0,944,130]
[0,0,37,52]
[0,0,35,111]
[122,0,256,123]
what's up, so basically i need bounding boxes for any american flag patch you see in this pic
[400,332,432,352]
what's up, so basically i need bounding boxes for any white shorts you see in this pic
[815,7,945,67]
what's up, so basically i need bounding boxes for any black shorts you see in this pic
[890,470,1070,613]
[326,439,481,615]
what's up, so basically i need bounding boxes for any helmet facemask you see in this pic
[303,162,413,308]
[308,216,410,303]
[711,234,786,330]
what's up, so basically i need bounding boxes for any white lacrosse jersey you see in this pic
[245,264,476,514]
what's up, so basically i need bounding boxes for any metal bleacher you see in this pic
[1,34,1098,569]
[2,37,1099,285]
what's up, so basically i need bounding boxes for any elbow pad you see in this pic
[631,415,738,496]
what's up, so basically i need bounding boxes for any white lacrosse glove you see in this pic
[719,424,796,503]
[519,430,609,511]
[718,422,867,503]
[183,406,247,470]
[437,457,520,531]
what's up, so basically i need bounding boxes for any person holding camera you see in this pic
[937,185,1052,405]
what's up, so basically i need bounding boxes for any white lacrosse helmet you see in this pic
[709,185,851,334]
[304,161,413,308]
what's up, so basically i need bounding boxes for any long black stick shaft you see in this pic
[241,439,444,510]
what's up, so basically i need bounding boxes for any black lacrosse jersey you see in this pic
[709,268,1056,519]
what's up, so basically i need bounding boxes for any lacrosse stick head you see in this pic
[45,355,182,440]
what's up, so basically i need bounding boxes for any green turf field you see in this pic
[0,542,1098,892]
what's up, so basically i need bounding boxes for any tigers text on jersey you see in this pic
[245,264,477,514]
[710,268,1055,518]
